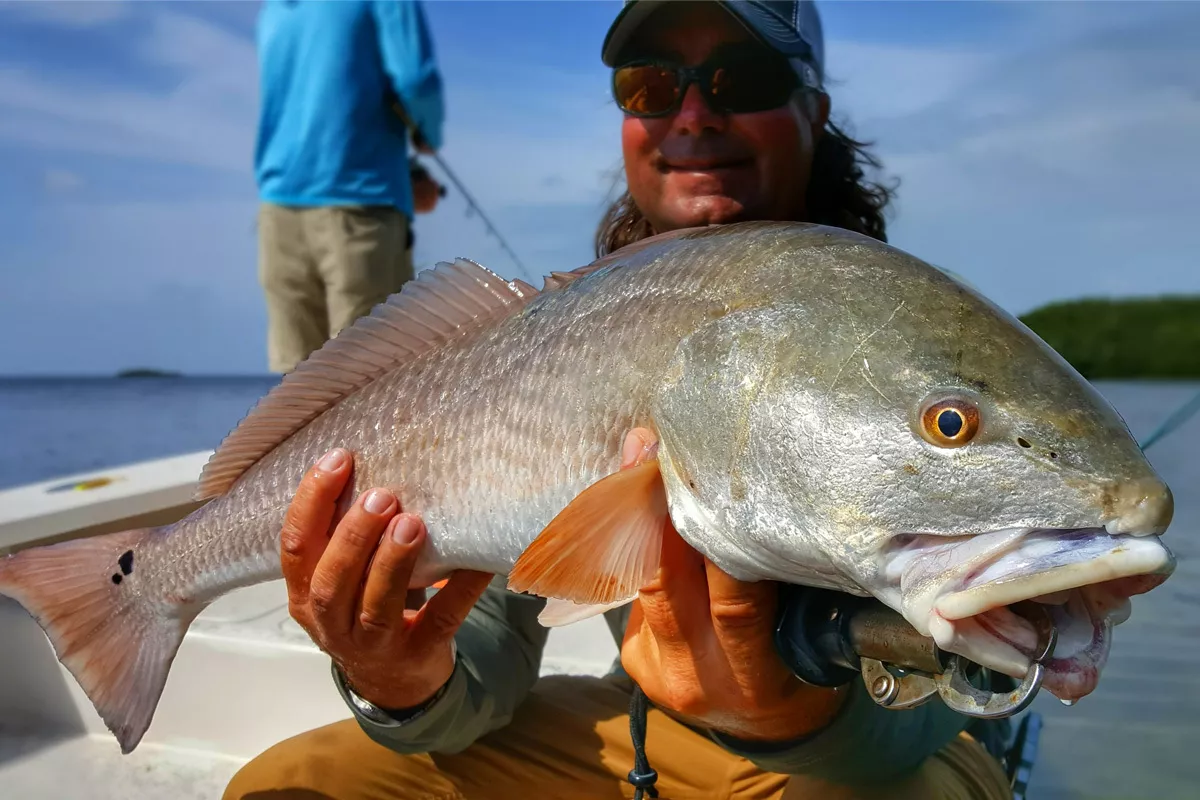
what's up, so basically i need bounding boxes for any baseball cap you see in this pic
[601,0,825,87]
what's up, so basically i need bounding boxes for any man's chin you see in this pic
[660,196,756,230]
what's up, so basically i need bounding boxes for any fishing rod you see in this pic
[1139,387,1200,451]
[392,102,536,286]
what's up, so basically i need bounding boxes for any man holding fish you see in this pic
[0,2,1174,799]
[221,1,1053,798]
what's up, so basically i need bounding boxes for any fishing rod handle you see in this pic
[774,587,944,687]
[775,587,1051,719]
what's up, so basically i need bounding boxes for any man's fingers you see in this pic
[704,559,780,661]
[621,527,708,709]
[412,570,493,648]
[281,448,353,614]
[308,487,398,635]
[357,514,425,635]
[635,523,709,649]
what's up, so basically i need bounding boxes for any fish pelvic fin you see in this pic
[538,597,633,627]
[508,459,668,609]
[0,527,192,754]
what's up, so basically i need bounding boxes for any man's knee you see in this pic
[222,736,336,800]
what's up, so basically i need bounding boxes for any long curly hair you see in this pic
[593,118,897,258]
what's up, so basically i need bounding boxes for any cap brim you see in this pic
[601,0,815,67]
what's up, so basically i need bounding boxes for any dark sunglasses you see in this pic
[612,53,805,118]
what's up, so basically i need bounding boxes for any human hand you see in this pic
[280,447,492,710]
[411,171,442,214]
[412,128,436,156]
[618,429,848,742]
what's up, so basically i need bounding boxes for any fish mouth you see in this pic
[882,527,1175,701]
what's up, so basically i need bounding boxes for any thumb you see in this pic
[621,427,659,469]
[412,570,492,647]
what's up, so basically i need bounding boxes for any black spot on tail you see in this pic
[118,550,134,576]
[111,574,123,585]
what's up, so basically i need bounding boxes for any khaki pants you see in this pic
[258,203,413,374]
[223,675,1011,800]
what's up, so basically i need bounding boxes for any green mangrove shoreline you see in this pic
[1019,296,1200,380]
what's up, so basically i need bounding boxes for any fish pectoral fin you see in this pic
[538,597,633,627]
[507,459,668,607]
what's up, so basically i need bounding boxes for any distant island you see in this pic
[1020,296,1200,380]
[116,368,182,378]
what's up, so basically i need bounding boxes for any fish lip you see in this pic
[884,526,1175,702]
[933,527,1175,622]
[931,527,1176,623]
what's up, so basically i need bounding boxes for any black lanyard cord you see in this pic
[627,682,660,799]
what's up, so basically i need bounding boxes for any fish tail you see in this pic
[0,526,194,754]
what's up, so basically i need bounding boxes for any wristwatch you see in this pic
[332,643,458,728]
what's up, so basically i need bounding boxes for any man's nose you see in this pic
[671,84,726,134]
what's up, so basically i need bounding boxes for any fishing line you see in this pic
[392,103,537,286]
[1139,388,1200,452]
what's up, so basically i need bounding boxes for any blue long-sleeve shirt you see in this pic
[254,0,445,215]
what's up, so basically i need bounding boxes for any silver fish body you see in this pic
[0,221,1175,753]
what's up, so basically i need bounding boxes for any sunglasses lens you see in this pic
[614,64,681,116]
[614,56,800,117]
[710,59,797,113]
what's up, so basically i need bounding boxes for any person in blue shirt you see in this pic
[254,0,445,374]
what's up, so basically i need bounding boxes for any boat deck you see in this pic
[0,577,618,799]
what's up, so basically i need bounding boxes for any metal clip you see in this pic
[860,658,939,709]
[933,602,1059,719]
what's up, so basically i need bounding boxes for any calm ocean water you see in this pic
[1,376,1198,797]
[0,376,280,490]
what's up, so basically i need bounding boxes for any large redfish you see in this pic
[0,222,1174,754]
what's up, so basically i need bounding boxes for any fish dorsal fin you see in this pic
[195,230,705,501]
[195,258,539,500]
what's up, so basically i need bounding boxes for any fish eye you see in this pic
[919,397,980,448]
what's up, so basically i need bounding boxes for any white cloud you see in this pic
[0,7,257,172]
[823,39,989,130]
[857,2,1200,315]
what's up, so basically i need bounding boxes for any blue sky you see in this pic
[0,0,1197,376]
